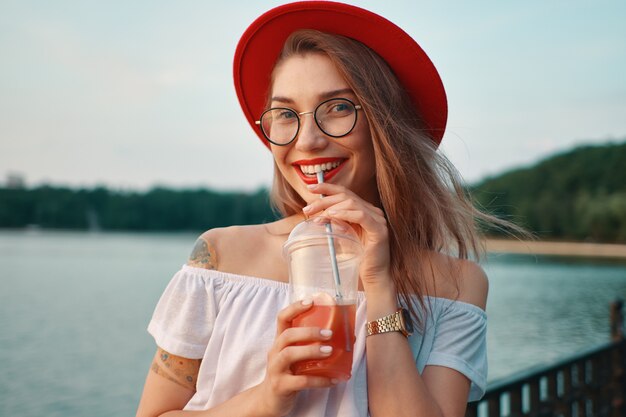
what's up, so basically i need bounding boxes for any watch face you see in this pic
[401,309,414,334]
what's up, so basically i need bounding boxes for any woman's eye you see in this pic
[330,103,348,113]
[325,102,353,117]
[276,110,296,121]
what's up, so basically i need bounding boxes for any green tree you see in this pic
[472,141,626,243]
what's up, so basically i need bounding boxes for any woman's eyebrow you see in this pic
[271,88,355,104]
[319,88,354,100]
[270,95,294,104]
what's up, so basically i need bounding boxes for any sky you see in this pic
[1,0,625,191]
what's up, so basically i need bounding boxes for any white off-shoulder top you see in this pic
[148,265,488,416]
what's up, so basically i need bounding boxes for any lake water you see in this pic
[1,230,625,416]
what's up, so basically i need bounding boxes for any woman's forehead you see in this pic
[271,54,353,103]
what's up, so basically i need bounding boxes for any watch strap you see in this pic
[366,309,409,337]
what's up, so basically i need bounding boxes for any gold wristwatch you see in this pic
[366,308,413,337]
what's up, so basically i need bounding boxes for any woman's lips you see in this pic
[292,158,347,184]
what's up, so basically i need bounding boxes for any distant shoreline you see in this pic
[485,239,626,259]
[2,227,626,259]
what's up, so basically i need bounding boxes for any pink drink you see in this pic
[291,303,356,380]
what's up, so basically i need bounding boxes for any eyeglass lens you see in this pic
[260,98,357,145]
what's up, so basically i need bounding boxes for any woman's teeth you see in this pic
[299,161,342,176]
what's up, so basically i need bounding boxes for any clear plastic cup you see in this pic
[283,217,363,380]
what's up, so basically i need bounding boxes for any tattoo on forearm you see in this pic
[188,237,217,269]
[150,348,200,391]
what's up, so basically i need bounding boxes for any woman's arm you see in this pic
[136,348,200,417]
[365,262,488,417]
[135,347,266,417]
[136,304,339,417]
[137,228,357,417]
[305,182,489,417]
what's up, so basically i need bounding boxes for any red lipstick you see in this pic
[292,158,347,184]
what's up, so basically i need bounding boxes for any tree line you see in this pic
[0,186,278,232]
[1,141,625,242]
[471,141,626,243]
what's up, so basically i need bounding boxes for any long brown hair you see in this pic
[268,30,509,328]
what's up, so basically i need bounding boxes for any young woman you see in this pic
[137,2,490,417]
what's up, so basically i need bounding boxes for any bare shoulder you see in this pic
[455,258,489,311]
[187,225,264,269]
[422,252,489,311]
[186,216,304,279]
[187,229,220,269]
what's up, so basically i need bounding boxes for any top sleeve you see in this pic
[147,266,219,359]
[426,301,488,402]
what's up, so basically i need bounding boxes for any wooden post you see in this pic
[509,386,522,416]
[563,366,573,417]
[574,362,586,417]
[611,341,625,417]
[529,378,540,413]
[547,372,560,415]
[590,355,605,417]
[488,393,500,417]
[611,299,624,342]
[464,402,477,417]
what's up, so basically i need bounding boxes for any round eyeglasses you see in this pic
[255,98,363,146]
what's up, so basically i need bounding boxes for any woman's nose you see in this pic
[294,114,329,152]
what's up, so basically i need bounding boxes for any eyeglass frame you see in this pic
[255,97,363,146]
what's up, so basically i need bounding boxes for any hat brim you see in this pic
[233,1,447,149]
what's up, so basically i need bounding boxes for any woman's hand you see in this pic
[255,299,338,417]
[303,182,391,289]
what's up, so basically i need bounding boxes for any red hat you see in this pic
[233,1,447,148]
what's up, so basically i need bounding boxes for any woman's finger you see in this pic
[268,373,338,398]
[273,344,334,371]
[275,326,332,350]
[304,193,383,222]
[286,374,339,391]
[320,209,388,237]
[275,299,313,338]
[302,192,349,215]
[304,183,383,215]
[306,182,352,196]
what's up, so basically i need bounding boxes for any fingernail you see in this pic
[302,205,312,213]
[307,184,318,189]
[320,345,333,354]
[320,329,333,338]
[327,209,337,215]
[301,298,313,306]
[331,378,339,384]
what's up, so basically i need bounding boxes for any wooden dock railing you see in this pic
[465,299,625,417]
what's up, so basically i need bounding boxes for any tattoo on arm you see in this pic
[150,348,201,391]
[187,237,217,269]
